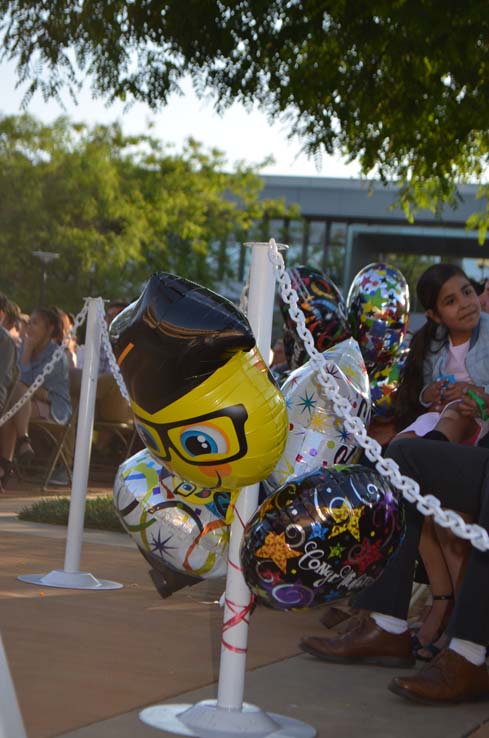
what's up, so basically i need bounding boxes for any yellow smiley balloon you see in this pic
[132,347,287,489]
[111,272,288,491]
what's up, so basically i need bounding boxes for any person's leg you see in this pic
[415,518,454,646]
[0,381,35,488]
[300,438,489,669]
[435,514,471,596]
[386,441,489,703]
[8,382,32,450]
[436,406,477,444]
[447,481,489,645]
[414,515,471,660]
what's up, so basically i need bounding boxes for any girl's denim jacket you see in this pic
[420,312,489,405]
[19,341,72,425]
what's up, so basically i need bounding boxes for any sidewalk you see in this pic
[1,486,488,738]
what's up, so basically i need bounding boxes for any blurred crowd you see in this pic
[0,293,132,491]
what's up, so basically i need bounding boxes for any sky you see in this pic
[0,59,362,179]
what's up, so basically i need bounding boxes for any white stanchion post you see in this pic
[0,635,27,738]
[215,240,277,711]
[18,298,122,591]
[140,242,316,737]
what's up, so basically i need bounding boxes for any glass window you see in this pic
[285,219,304,266]
[307,221,326,270]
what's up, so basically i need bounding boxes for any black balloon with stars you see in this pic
[240,465,405,611]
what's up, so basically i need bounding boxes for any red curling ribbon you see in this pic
[227,557,242,572]
[221,595,255,653]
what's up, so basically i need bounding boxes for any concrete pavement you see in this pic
[0,486,488,738]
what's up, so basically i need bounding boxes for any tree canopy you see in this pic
[0,114,294,311]
[1,0,489,221]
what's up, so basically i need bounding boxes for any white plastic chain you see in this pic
[98,304,131,407]
[0,301,89,427]
[267,238,489,553]
[239,276,249,315]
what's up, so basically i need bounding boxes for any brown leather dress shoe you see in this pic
[300,616,414,667]
[389,649,489,704]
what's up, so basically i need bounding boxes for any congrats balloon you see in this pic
[114,449,230,579]
[241,465,405,610]
[279,265,351,370]
[110,272,288,490]
[268,338,371,489]
[347,263,409,369]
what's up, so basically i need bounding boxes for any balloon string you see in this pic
[183,519,226,572]
[226,497,247,574]
[222,495,256,653]
[221,596,255,653]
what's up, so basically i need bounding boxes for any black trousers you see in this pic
[353,438,489,646]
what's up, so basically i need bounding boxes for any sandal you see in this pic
[15,435,35,467]
[411,593,454,662]
[0,458,14,493]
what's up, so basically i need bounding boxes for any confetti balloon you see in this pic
[241,464,405,610]
[114,448,230,579]
[279,265,351,370]
[110,272,288,490]
[370,344,410,421]
[268,338,371,489]
[347,263,410,370]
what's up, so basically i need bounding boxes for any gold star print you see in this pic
[329,501,363,542]
[309,411,327,432]
[256,532,301,573]
[272,457,296,487]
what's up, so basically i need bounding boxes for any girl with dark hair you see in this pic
[392,264,489,661]
[0,307,71,491]
[395,263,489,443]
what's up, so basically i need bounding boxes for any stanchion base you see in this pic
[140,699,316,737]
[17,569,123,590]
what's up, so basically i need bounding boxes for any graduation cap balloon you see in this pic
[110,273,288,490]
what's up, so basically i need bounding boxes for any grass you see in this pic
[18,495,126,533]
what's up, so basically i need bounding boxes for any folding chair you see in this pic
[28,407,79,492]
[93,418,138,459]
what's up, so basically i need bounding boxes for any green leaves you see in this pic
[2,0,489,216]
[0,114,290,309]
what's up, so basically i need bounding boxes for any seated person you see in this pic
[75,300,132,426]
[300,389,489,705]
[394,264,489,446]
[0,307,71,489]
[386,265,489,658]
[51,300,132,486]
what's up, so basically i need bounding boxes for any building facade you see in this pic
[258,176,488,301]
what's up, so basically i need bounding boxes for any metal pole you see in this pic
[216,241,276,710]
[63,297,102,573]
[0,635,27,738]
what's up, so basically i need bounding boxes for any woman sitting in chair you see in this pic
[0,307,71,491]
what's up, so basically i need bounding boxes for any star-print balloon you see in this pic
[279,265,351,370]
[347,263,410,370]
[369,343,410,421]
[268,338,371,489]
[240,464,405,610]
[114,448,230,580]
